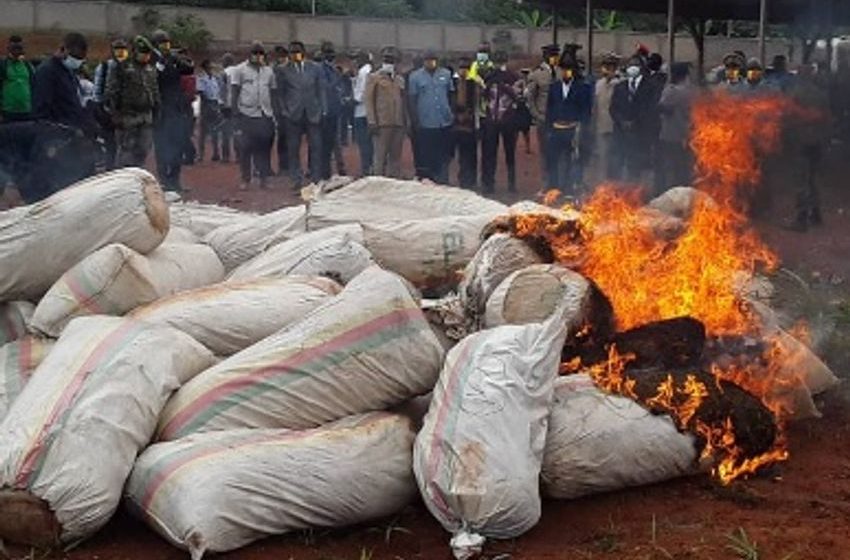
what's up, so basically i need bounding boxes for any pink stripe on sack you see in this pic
[423,339,476,521]
[159,308,420,438]
[14,321,140,487]
[62,272,106,315]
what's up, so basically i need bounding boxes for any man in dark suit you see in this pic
[544,53,593,192]
[31,33,96,136]
[275,40,326,188]
[609,55,662,183]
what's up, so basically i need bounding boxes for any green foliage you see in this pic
[132,7,214,52]
[514,9,553,28]
[726,528,759,560]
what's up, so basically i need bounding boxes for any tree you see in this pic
[131,7,214,52]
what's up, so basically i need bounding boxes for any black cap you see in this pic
[542,43,560,56]
[274,45,289,55]
[250,41,266,54]
[423,49,438,60]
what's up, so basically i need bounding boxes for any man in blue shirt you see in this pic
[545,52,592,192]
[408,50,453,183]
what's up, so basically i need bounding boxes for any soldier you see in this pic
[526,44,561,179]
[717,52,746,92]
[151,29,193,192]
[105,36,160,168]
[92,38,130,169]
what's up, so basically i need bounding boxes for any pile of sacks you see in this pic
[0,170,836,559]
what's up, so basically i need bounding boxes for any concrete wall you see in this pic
[1,0,795,65]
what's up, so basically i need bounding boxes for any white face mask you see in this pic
[626,65,641,78]
[63,55,84,71]
[476,52,489,64]
[381,62,394,73]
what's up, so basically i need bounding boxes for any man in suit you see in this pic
[609,55,662,183]
[275,40,325,189]
[544,52,593,192]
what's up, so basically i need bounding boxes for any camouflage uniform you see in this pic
[105,44,160,168]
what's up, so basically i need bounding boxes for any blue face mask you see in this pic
[63,55,84,71]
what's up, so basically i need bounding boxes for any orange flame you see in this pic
[525,92,809,483]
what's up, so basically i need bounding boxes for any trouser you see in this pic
[237,115,274,183]
[0,111,31,122]
[546,127,577,192]
[286,116,322,185]
[182,115,197,165]
[154,108,187,190]
[536,125,547,179]
[320,114,347,180]
[794,144,822,225]
[340,105,354,145]
[198,102,222,161]
[596,132,615,182]
[354,116,372,176]
[454,128,477,189]
[417,126,451,184]
[372,126,404,178]
[480,120,517,192]
[275,115,289,173]
[221,110,235,162]
[116,124,153,168]
[655,140,692,196]
[609,127,649,184]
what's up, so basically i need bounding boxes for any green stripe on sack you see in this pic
[177,317,427,436]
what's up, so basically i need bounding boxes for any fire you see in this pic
[509,92,810,484]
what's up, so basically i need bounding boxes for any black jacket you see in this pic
[610,74,662,139]
[32,56,92,132]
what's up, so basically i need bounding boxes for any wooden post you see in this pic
[586,0,594,71]
[667,0,675,67]
[759,0,768,64]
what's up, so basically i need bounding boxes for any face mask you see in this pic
[625,65,641,78]
[476,52,489,64]
[562,68,574,81]
[114,48,129,62]
[381,62,394,73]
[63,55,84,71]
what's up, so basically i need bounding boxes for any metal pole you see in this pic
[667,0,675,67]
[758,0,768,64]
[552,4,558,45]
[586,0,594,71]
[312,0,316,16]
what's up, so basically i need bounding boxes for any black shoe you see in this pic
[212,154,221,162]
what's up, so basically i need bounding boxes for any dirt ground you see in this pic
[4,130,850,560]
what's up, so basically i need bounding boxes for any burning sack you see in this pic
[0,301,35,346]
[541,374,698,499]
[228,224,372,285]
[647,186,717,221]
[130,276,341,356]
[0,337,54,422]
[169,201,255,238]
[484,264,593,329]
[127,412,416,559]
[203,205,306,271]
[0,316,214,547]
[362,214,497,293]
[413,299,574,559]
[0,168,169,301]
[458,233,544,322]
[29,243,225,338]
[304,176,507,230]
[157,266,445,439]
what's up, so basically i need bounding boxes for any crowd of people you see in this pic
[0,31,836,230]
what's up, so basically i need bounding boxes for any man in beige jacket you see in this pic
[525,43,560,176]
[365,46,407,178]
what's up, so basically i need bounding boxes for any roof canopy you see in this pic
[543,0,847,25]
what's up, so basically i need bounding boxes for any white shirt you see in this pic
[353,63,372,118]
[629,74,643,94]
[232,61,276,118]
[561,80,571,100]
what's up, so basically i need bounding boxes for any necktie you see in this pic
[630,78,636,94]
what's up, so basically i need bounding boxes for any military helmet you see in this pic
[111,37,129,50]
[723,51,745,68]
[747,57,763,71]
[380,46,399,60]
[151,29,170,45]
[133,35,153,53]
